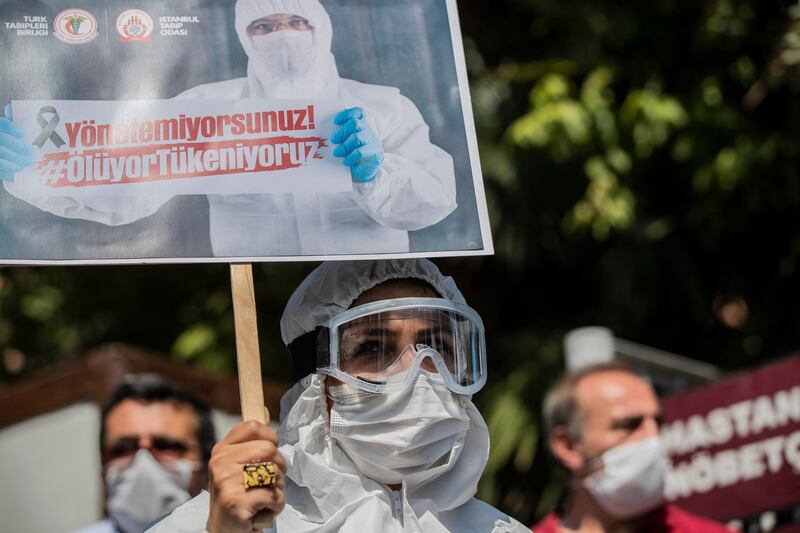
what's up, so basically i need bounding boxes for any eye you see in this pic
[251,22,275,34]
[340,339,393,375]
[354,340,384,358]
[152,437,190,455]
[107,438,137,459]
[627,417,644,431]
[434,338,453,354]
[289,18,311,29]
[615,416,645,433]
[425,335,454,359]
[342,339,384,361]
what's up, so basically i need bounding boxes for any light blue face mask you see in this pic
[105,449,198,533]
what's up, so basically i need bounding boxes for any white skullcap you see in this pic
[280,259,466,345]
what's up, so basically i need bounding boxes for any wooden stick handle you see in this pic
[230,263,274,530]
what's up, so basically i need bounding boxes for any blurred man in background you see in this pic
[73,374,215,533]
[533,362,731,533]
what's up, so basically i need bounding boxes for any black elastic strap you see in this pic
[288,326,330,383]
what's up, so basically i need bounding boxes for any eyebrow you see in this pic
[346,326,397,338]
[106,436,138,448]
[105,434,194,450]
[249,15,309,25]
[346,324,453,338]
[418,326,453,336]
[609,413,664,430]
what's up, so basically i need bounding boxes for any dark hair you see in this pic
[100,373,215,462]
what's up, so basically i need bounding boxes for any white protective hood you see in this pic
[280,258,466,345]
[235,0,341,97]
[276,259,487,525]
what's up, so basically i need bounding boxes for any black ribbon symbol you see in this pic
[33,106,66,149]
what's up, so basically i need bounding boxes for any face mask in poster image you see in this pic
[251,30,315,77]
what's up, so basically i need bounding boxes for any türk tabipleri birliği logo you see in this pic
[53,9,98,44]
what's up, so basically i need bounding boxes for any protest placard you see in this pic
[662,355,800,524]
[0,0,491,263]
[0,3,492,507]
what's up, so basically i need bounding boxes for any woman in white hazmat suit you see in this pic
[1,0,457,257]
[148,259,528,532]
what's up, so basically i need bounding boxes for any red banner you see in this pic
[661,355,800,522]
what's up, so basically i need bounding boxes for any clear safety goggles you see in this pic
[313,298,487,395]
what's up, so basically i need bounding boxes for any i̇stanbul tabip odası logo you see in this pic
[116,9,154,42]
[54,9,98,44]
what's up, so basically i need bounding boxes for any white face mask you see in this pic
[327,371,471,488]
[251,30,315,77]
[105,449,198,533]
[582,436,667,519]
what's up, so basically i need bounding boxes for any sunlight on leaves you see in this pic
[172,323,217,361]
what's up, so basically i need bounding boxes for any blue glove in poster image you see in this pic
[0,0,492,264]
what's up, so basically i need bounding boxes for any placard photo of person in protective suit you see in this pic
[0,0,490,264]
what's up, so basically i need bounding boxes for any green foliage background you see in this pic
[2,0,800,524]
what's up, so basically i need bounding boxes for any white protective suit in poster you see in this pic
[5,0,458,257]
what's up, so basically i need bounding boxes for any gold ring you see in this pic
[243,461,278,490]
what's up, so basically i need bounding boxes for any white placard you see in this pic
[0,0,494,264]
[8,99,351,198]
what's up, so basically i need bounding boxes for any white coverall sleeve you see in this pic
[145,491,282,533]
[1,191,171,226]
[353,94,457,231]
[144,492,208,533]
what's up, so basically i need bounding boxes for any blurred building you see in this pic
[564,326,721,396]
